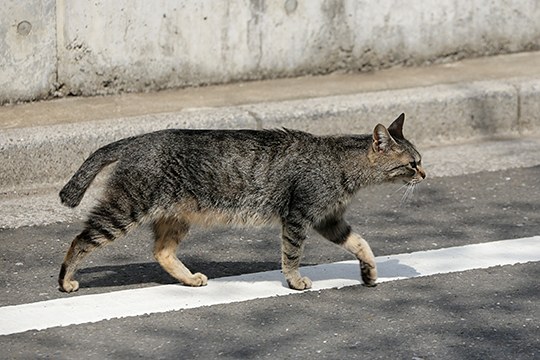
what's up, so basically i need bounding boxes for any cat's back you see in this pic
[131,128,317,160]
[167,127,311,148]
[114,128,323,185]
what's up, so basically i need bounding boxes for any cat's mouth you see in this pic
[408,176,424,185]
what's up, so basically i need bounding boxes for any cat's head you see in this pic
[368,113,426,185]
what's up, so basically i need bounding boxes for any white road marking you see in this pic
[1,236,538,336]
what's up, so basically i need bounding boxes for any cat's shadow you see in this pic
[78,258,420,289]
[78,260,282,289]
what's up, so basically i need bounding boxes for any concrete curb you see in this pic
[1,76,539,192]
[2,136,540,229]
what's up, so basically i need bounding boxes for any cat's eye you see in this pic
[409,161,417,169]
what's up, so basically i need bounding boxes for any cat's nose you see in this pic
[417,166,426,179]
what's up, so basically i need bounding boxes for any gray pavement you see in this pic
[1,166,540,305]
[1,166,539,359]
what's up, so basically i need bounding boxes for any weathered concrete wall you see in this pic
[0,0,56,103]
[2,0,540,104]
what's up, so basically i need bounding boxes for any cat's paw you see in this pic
[287,276,312,290]
[361,279,377,287]
[59,280,80,293]
[360,261,377,287]
[185,272,208,287]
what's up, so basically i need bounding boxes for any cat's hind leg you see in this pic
[59,204,135,293]
[315,217,377,287]
[58,230,97,292]
[281,222,312,290]
[152,217,207,287]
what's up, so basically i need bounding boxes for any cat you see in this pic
[58,113,425,293]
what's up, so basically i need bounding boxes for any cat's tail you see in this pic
[59,138,130,208]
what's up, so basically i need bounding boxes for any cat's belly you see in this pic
[185,208,280,227]
[151,202,281,228]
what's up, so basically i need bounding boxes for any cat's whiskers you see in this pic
[394,182,410,194]
[399,182,417,206]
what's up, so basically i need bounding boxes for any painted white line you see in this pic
[1,236,539,335]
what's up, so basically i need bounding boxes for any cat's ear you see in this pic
[388,113,405,140]
[373,124,396,152]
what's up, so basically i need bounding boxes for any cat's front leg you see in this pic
[315,218,377,287]
[342,233,377,287]
[281,223,312,290]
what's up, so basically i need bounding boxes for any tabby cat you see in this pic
[58,113,425,293]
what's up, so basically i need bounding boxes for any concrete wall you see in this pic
[2,0,540,104]
[0,0,56,103]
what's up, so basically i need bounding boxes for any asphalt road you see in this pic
[1,166,539,359]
